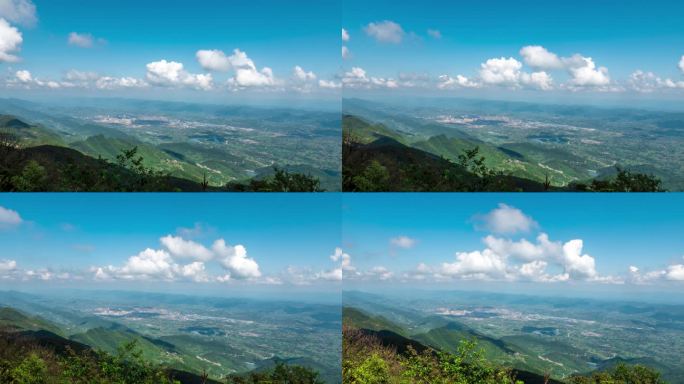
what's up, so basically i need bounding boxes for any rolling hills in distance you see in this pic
[342,97,682,191]
[0,98,341,191]
[0,290,341,384]
[343,290,684,383]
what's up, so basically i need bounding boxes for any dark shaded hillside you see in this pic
[343,135,553,191]
[0,144,216,191]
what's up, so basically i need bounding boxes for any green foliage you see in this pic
[12,353,48,384]
[0,334,181,384]
[342,326,520,384]
[226,167,324,192]
[569,363,665,384]
[10,160,47,192]
[577,167,665,192]
[400,340,521,384]
[351,161,390,192]
[349,354,390,384]
[225,362,324,384]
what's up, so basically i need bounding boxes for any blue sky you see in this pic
[342,0,684,102]
[0,0,341,102]
[342,194,684,293]
[0,194,342,292]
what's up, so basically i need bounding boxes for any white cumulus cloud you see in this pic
[293,65,316,81]
[562,54,610,88]
[364,20,404,44]
[146,59,213,90]
[160,235,213,261]
[68,32,93,48]
[0,0,36,27]
[0,18,22,62]
[0,205,22,227]
[225,49,276,88]
[196,49,232,72]
[437,74,480,89]
[520,45,563,69]
[0,259,17,272]
[477,203,537,234]
[342,28,349,42]
[212,239,261,279]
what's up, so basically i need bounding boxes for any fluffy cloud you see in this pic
[520,45,563,69]
[479,57,524,86]
[119,249,176,279]
[330,247,353,271]
[679,55,684,74]
[629,70,684,92]
[478,57,553,90]
[427,29,442,39]
[212,239,261,279]
[318,79,341,89]
[666,263,684,281]
[431,233,600,283]
[0,259,17,272]
[342,28,349,42]
[562,54,610,88]
[390,236,416,249]
[95,76,147,90]
[14,68,30,82]
[11,69,63,89]
[561,239,597,279]
[293,65,316,81]
[483,233,559,262]
[13,69,148,90]
[477,203,537,234]
[440,249,508,279]
[92,235,261,282]
[0,205,22,227]
[160,235,213,261]
[68,32,93,48]
[64,70,98,82]
[364,20,404,44]
[146,59,213,90]
[437,74,479,89]
[0,0,36,27]
[0,18,22,62]
[520,71,553,91]
[351,204,627,284]
[224,49,276,88]
[629,257,684,283]
[341,66,397,89]
[196,49,232,72]
[435,46,618,92]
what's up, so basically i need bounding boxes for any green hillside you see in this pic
[342,307,407,336]
[343,114,665,192]
[0,307,63,335]
[0,114,65,147]
[0,305,325,383]
[1,115,329,191]
[70,327,174,364]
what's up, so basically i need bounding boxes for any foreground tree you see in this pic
[569,363,665,384]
